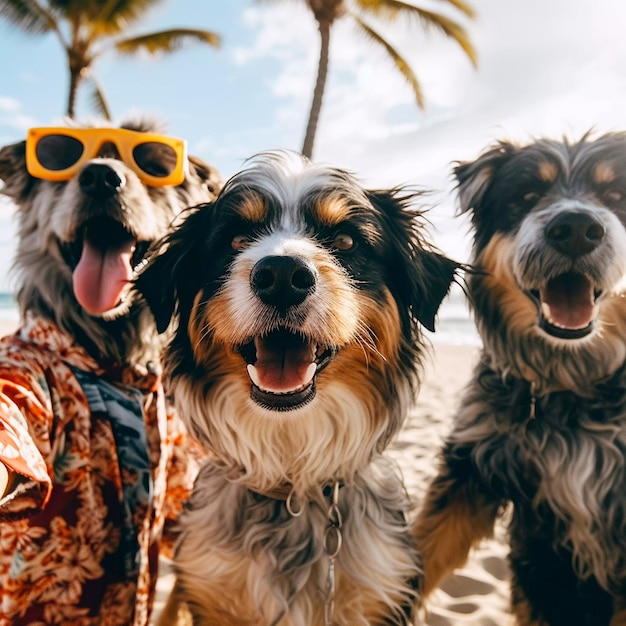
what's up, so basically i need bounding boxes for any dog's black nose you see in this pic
[544,209,605,256]
[251,255,316,310]
[79,163,124,199]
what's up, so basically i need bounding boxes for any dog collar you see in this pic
[248,480,344,507]
[249,483,293,502]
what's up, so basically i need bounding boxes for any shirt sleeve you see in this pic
[0,344,54,519]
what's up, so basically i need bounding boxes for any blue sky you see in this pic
[1,0,626,292]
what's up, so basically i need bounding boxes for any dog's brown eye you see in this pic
[332,233,354,251]
[603,189,624,203]
[232,235,252,250]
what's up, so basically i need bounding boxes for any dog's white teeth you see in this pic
[302,362,317,385]
[541,301,595,330]
[542,301,570,328]
[247,364,262,388]
[541,302,554,323]
[247,363,261,389]
[246,362,317,395]
[133,257,149,275]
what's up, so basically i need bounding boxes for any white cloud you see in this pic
[235,0,626,262]
[243,0,626,167]
[0,96,40,134]
[233,4,316,68]
[0,97,19,113]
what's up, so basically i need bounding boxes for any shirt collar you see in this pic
[19,312,161,393]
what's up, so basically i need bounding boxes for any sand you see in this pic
[151,341,515,626]
[399,343,514,626]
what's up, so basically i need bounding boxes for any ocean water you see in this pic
[429,287,481,347]
[0,292,18,325]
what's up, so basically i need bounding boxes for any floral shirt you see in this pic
[0,313,200,625]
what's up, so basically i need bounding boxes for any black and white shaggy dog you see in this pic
[413,133,626,626]
[136,150,460,626]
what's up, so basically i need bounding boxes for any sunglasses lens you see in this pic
[35,134,84,171]
[132,141,179,178]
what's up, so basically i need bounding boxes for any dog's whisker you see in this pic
[355,322,387,365]
[194,321,214,351]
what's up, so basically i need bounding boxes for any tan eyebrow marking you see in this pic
[314,195,383,244]
[538,161,558,183]
[238,195,267,222]
[593,161,616,184]
[315,196,352,226]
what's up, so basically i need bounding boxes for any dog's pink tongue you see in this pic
[541,272,595,329]
[73,240,134,315]
[247,334,316,393]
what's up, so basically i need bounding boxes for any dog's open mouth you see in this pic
[70,216,151,316]
[530,271,600,339]
[239,329,336,411]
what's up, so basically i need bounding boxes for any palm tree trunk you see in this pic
[67,66,81,119]
[301,19,331,159]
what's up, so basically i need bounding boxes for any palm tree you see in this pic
[0,0,221,119]
[259,0,477,158]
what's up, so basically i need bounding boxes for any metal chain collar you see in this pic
[323,481,343,626]
[284,481,343,626]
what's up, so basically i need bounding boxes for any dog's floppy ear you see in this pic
[370,189,461,333]
[187,154,223,200]
[454,141,516,215]
[0,140,34,201]
[413,251,462,332]
[135,247,179,334]
[135,205,206,334]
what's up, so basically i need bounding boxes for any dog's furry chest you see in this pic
[456,366,626,583]
[170,459,419,625]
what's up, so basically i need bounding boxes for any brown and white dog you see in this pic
[136,150,460,626]
[413,133,626,626]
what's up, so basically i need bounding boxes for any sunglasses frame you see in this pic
[26,126,189,187]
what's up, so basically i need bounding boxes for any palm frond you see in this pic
[353,15,425,109]
[355,0,477,67]
[437,0,475,19]
[356,0,474,19]
[43,0,166,39]
[114,28,221,55]
[87,74,112,120]
[0,0,56,34]
[86,0,168,37]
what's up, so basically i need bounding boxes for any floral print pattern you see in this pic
[0,313,200,625]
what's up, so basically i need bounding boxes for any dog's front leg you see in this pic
[610,597,626,626]
[412,454,500,598]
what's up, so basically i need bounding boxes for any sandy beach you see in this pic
[400,343,513,626]
[151,340,514,626]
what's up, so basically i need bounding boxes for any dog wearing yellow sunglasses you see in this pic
[0,117,221,624]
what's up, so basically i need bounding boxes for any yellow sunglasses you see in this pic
[26,127,188,187]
